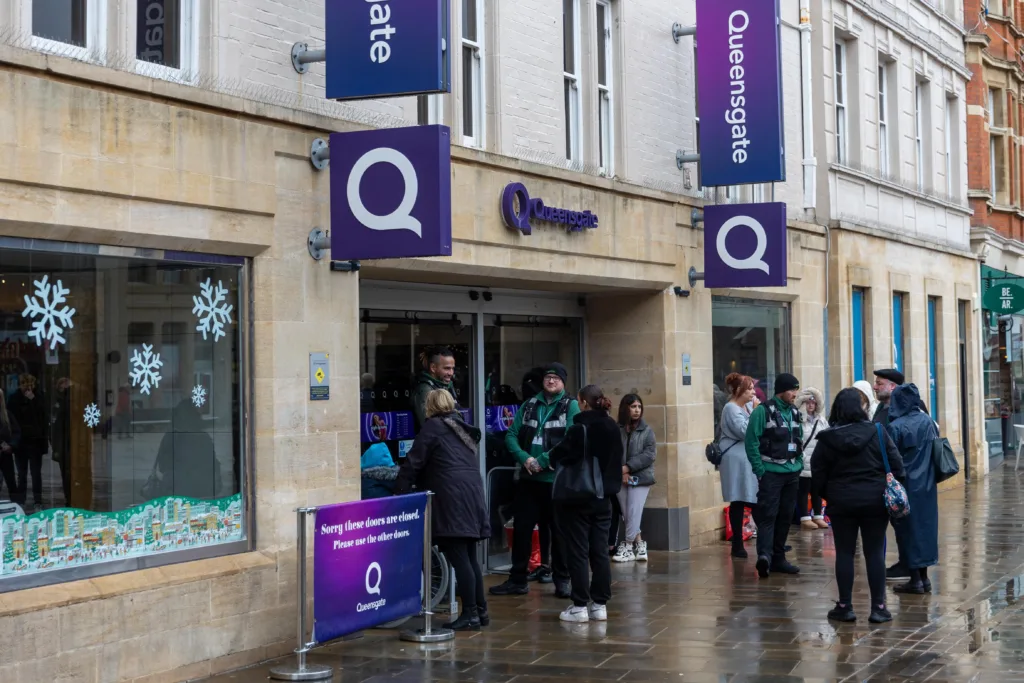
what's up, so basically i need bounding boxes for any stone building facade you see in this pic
[0,0,985,681]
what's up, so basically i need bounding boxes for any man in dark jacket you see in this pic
[871,368,904,426]
[745,373,804,579]
[888,384,940,594]
[411,347,460,430]
[490,363,579,598]
[8,374,49,510]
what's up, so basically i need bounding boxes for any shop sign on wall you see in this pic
[326,0,450,100]
[330,125,452,260]
[501,183,599,236]
[696,0,785,186]
[704,202,787,288]
[983,283,1024,315]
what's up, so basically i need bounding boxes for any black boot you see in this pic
[442,611,481,631]
[476,604,490,626]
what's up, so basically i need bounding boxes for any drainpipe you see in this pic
[799,0,816,210]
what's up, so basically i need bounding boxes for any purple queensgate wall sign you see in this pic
[326,0,449,100]
[704,202,788,288]
[500,183,599,236]
[313,493,428,642]
[330,125,452,261]
[696,0,785,187]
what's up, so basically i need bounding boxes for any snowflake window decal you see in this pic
[192,384,207,408]
[83,403,101,429]
[22,275,76,349]
[129,344,163,395]
[192,279,234,343]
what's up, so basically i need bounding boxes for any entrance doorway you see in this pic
[357,282,584,570]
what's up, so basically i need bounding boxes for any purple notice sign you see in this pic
[704,203,788,289]
[329,125,452,261]
[696,0,785,187]
[313,493,428,643]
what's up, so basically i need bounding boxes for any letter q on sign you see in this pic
[346,147,422,237]
[716,214,770,274]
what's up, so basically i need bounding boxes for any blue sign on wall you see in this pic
[696,0,785,186]
[326,0,450,101]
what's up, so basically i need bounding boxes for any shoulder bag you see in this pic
[931,436,959,484]
[876,423,910,519]
[552,425,605,501]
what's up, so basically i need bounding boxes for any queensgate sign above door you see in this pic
[696,0,785,187]
[704,203,787,288]
[326,0,450,100]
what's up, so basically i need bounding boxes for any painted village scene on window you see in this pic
[0,493,243,575]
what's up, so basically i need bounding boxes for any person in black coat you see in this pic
[812,388,906,625]
[0,391,21,504]
[396,389,490,631]
[548,384,624,623]
[8,374,49,509]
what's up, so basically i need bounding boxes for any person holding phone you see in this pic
[719,373,759,559]
[611,394,656,563]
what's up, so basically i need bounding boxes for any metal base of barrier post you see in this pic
[268,662,334,681]
[399,626,455,643]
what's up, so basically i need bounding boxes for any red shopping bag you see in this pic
[504,524,542,570]
[723,505,755,541]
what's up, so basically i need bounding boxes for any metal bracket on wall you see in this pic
[672,23,696,43]
[330,261,361,273]
[308,228,330,261]
[310,138,330,171]
[688,267,705,289]
[691,208,704,226]
[291,42,326,74]
[676,150,700,170]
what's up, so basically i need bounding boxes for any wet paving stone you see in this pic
[199,464,1024,682]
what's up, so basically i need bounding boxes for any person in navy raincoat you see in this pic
[887,384,939,595]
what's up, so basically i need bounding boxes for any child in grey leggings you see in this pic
[612,394,656,563]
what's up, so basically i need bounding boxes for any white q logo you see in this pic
[716,214,770,274]
[347,148,422,237]
[365,562,382,596]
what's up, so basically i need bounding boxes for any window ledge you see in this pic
[0,551,274,617]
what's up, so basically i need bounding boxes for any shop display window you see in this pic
[0,238,246,588]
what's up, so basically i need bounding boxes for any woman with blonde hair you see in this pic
[396,390,490,630]
[718,373,759,558]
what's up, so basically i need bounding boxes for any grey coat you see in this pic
[719,401,758,504]
[620,420,656,487]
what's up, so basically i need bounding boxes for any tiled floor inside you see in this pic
[201,461,1024,682]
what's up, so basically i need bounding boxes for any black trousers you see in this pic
[437,537,486,617]
[753,470,799,564]
[0,453,16,502]
[729,501,754,549]
[795,477,823,519]
[830,514,889,606]
[15,442,46,506]
[556,497,612,607]
[510,480,567,585]
[608,494,622,548]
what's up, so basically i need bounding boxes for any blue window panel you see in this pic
[928,298,939,418]
[852,289,865,382]
[893,294,904,374]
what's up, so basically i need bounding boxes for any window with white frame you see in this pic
[945,96,956,197]
[136,0,194,75]
[992,135,1006,201]
[417,95,444,126]
[877,63,889,176]
[461,0,484,147]
[835,41,848,164]
[596,0,614,175]
[563,0,582,162]
[915,82,925,190]
[32,0,100,56]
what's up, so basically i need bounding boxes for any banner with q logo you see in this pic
[703,202,788,289]
[313,493,428,643]
[329,125,452,261]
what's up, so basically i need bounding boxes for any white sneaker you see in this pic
[559,605,590,623]
[611,542,635,563]
[634,541,648,562]
[588,603,607,621]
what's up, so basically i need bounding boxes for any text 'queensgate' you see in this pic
[725,10,752,165]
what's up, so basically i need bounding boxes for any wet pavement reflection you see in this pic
[204,464,1024,682]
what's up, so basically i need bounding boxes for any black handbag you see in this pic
[932,436,959,484]
[552,425,605,501]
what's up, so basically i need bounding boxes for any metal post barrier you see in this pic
[400,493,454,643]
[270,509,333,681]
[449,564,457,617]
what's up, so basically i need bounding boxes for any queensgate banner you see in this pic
[696,0,785,187]
[313,493,428,642]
